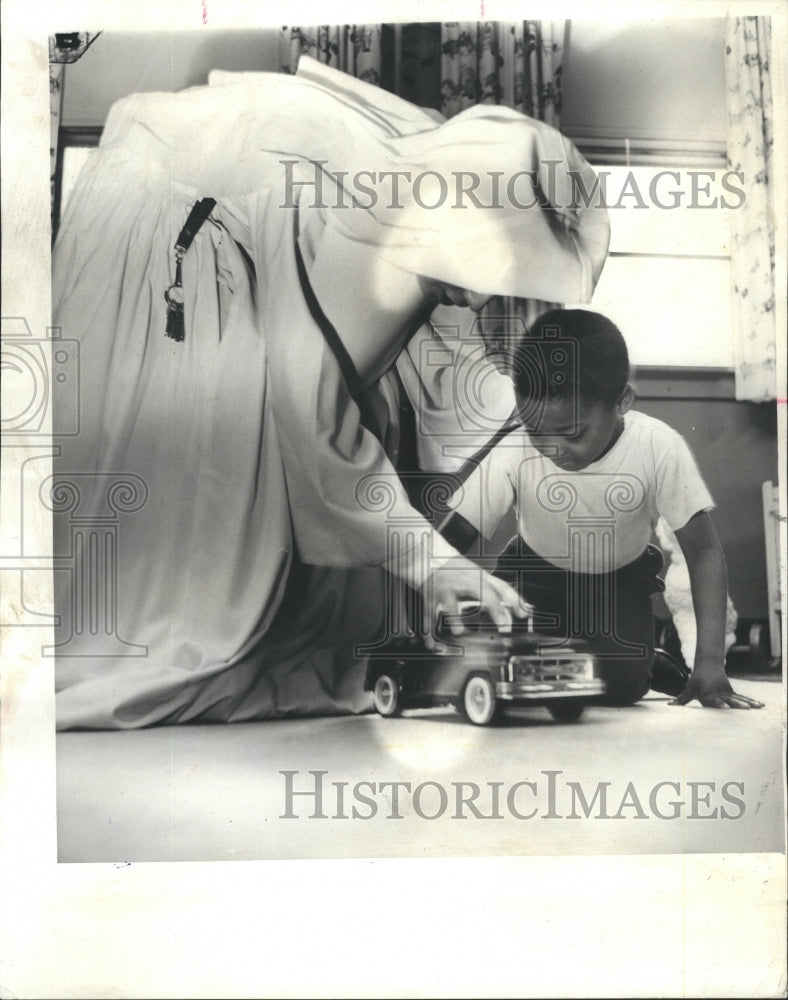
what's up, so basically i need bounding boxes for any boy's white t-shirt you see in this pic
[449,409,715,574]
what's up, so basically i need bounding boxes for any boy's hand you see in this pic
[672,513,764,710]
[670,669,765,709]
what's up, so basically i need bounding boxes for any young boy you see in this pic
[444,309,763,709]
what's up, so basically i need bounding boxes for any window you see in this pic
[53,127,101,238]
[566,165,735,368]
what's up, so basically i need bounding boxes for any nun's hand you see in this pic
[421,557,530,647]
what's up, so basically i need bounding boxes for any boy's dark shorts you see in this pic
[494,538,665,706]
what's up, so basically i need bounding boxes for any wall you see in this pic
[62,29,281,127]
[634,375,778,620]
[65,21,730,140]
[561,19,727,151]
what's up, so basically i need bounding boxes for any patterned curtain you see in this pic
[441,21,565,366]
[279,25,382,85]
[725,17,776,402]
[440,20,562,123]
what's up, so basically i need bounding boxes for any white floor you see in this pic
[57,678,784,862]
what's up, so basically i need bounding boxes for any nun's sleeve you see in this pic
[250,189,458,591]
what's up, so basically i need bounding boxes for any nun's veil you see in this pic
[97,56,610,305]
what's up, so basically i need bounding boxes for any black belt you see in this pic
[164,197,217,342]
[293,234,363,398]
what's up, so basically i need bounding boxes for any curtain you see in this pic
[440,20,563,123]
[279,22,564,120]
[725,17,776,402]
[279,25,383,85]
[398,24,442,110]
[441,21,565,366]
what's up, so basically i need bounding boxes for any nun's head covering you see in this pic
[286,59,609,303]
[101,56,610,304]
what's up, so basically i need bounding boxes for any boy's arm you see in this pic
[672,511,764,709]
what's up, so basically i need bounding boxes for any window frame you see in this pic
[568,144,735,384]
[52,125,102,242]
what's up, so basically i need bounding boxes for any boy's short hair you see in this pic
[512,309,630,407]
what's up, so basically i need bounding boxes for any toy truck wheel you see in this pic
[372,674,401,717]
[461,674,498,726]
[548,700,585,723]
